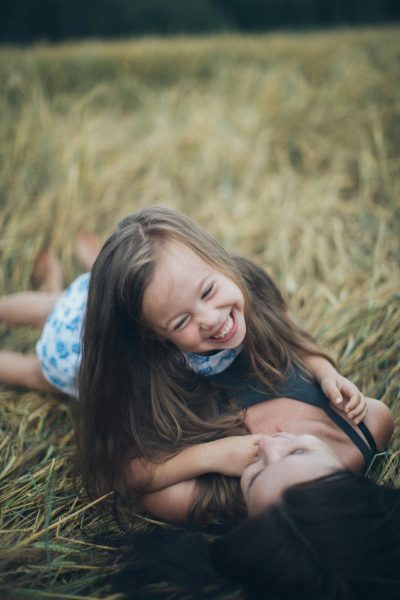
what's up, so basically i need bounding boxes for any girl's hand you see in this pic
[320,374,368,425]
[207,434,263,477]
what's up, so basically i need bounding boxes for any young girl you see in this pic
[1,207,371,524]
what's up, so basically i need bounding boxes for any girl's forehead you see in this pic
[157,240,209,267]
[153,241,218,283]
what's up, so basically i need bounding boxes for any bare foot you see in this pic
[33,249,64,293]
[74,231,102,271]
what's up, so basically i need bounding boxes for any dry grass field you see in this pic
[0,27,399,598]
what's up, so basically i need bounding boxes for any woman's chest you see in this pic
[244,397,327,434]
[244,397,366,472]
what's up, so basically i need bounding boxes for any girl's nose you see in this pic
[197,308,219,331]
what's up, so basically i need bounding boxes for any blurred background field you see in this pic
[0,27,399,598]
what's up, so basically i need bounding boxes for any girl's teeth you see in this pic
[212,315,233,339]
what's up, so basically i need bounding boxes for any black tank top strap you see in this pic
[319,399,376,471]
[358,421,378,455]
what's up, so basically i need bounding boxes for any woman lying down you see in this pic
[112,398,400,600]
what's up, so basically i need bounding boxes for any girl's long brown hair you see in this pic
[76,206,333,524]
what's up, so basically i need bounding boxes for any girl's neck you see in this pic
[182,345,243,376]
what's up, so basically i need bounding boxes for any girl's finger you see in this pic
[352,406,368,425]
[334,394,344,405]
[325,383,343,404]
[345,394,365,412]
[348,403,367,420]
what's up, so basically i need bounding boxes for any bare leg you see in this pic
[0,250,65,393]
[74,231,102,271]
[33,249,64,293]
[0,352,59,393]
[0,292,60,328]
[0,235,100,331]
[0,249,63,328]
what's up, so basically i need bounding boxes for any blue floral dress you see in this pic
[36,273,90,398]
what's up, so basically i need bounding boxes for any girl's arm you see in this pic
[126,434,262,494]
[302,354,368,425]
[141,479,198,523]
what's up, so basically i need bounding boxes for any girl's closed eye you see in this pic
[201,283,214,299]
[174,316,190,331]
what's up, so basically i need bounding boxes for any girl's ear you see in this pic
[150,329,167,343]
[140,330,172,352]
[156,332,167,342]
[160,338,178,352]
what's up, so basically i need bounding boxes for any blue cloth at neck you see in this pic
[183,346,243,376]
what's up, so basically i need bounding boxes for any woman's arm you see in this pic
[126,434,262,493]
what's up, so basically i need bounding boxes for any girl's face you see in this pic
[241,433,343,516]
[142,242,246,354]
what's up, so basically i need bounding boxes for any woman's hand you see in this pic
[320,374,368,425]
[206,434,263,477]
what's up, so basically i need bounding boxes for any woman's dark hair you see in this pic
[213,471,400,599]
[112,472,400,600]
[76,206,333,523]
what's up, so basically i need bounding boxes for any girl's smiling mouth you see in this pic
[209,311,237,342]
